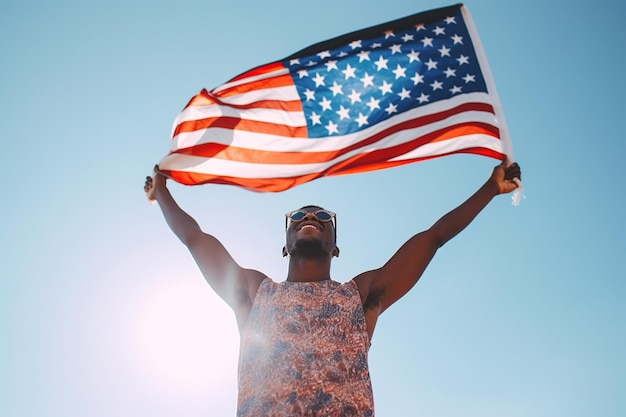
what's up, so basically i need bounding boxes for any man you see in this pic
[144,160,521,416]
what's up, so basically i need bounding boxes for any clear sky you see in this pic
[1,1,624,416]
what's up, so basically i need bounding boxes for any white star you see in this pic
[356,112,369,127]
[298,69,309,79]
[407,49,421,63]
[366,97,381,111]
[313,72,325,87]
[397,87,411,100]
[384,30,395,39]
[325,60,338,71]
[379,80,393,95]
[342,64,357,80]
[349,40,363,49]
[360,72,375,87]
[304,89,316,101]
[290,58,300,66]
[389,44,402,54]
[417,93,430,103]
[451,34,463,44]
[319,97,332,111]
[336,105,350,120]
[402,33,414,42]
[411,72,424,85]
[450,85,462,94]
[444,67,456,78]
[330,81,344,96]
[338,51,348,57]
[317,50,331,59]
[310,111,321,125]
[425,58,438,70]
[421,37,434,47]
[392,64,407,79]
[430,80,443,90]
[445,16,456,24]
[357,50,371,62]
[374,55,389,71]
[385,103,398,114]
[438,45,451,57]
[306,60,317,67]
[371,42,382,48]
[463,74,476,83]
[456,55,469,65]
[433,26,445,35]
[415,24,425,31]
[325,120,339,135]
[348,89,362,104]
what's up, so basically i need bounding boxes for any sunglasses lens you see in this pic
[315,211,333,221]
[289,211,307,221]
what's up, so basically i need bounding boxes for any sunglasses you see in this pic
[285,209,337,230]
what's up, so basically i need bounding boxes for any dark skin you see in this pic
[145,160,521,340]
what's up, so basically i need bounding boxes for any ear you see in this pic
[332,246,340,257]
[282,246,289,257]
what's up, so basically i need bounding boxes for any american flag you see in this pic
[159,3,513,192]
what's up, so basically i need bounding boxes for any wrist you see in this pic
[484,177,501,196]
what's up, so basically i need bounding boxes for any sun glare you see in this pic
[130,278,240,395]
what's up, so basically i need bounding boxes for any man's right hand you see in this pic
[144,165,166,202]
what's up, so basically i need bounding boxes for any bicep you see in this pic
[185,232,262,311]
[375,230,440,312]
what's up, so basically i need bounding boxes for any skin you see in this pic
[144,160,521,340]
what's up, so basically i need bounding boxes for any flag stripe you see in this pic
[171,94,497,153]
[160,134,503,192]
[174,116,309,139]
[161,134,502,180]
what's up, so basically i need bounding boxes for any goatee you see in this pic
[291,237,328,258]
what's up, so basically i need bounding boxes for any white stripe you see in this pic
[171,93,498,152]
[160,134,501,179]
[173,86,301,126]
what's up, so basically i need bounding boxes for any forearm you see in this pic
[154,185,202,245]
[430,178,499,247]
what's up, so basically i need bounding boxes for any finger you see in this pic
[153,165,166,176]
[504,165,521,181]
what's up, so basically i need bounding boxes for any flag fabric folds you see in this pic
[159,3,513,192]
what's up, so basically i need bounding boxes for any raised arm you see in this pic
[355,160,521,338]
[145,169,266,329]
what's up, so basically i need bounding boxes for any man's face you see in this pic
[284,207,337,258]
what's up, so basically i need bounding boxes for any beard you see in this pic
[290,237,329,258]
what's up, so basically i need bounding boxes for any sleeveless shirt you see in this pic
[237,278,374,416]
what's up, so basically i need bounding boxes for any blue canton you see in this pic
[284,8,488,138]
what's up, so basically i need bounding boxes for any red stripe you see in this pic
[228,62,285,83]
[174,116,308,138]
[174,122,496,163]
[181,68,293,110]
[161,147,503,192]
[172,101,498,163]
[215,73,294,99]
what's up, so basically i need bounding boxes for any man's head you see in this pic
[283,205,339,258]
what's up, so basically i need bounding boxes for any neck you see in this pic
[286,255,332,282]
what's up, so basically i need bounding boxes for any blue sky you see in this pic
[1,0,624,416]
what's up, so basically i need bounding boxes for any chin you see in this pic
[292,238,328,257]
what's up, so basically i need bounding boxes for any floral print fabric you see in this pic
[237,278,374,416]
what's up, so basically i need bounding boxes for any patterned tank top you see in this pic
[237,278,374,416]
